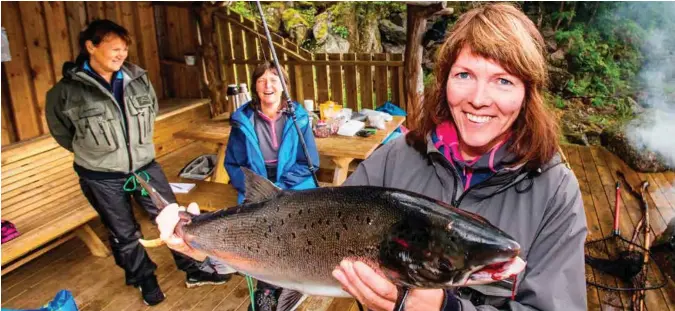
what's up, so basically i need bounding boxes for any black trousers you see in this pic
[79,161,201,285]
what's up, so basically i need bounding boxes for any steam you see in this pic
[621,4,675,168]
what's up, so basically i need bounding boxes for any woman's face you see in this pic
[446,47,525,157]
[86,35,128,74]
[256,69,284,109]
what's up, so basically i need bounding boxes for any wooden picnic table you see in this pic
[314,116,405,185]
[173,116,405,185]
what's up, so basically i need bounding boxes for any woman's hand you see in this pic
[332,260,445,311]
[156,202,208,261]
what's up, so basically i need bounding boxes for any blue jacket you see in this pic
[225,102,319,203]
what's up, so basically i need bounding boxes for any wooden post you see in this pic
[404,2,453,129]
[196,3,226,116]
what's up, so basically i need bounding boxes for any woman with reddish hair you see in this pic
[335,3,587,311]
[154,3,586,311]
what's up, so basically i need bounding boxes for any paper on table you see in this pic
[170,183,196,194]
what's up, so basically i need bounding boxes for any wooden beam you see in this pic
[85,1,105,22]
[374,53,389,106]
[315,53,329,103]
[136,1,163,99]
[358,53,373,110]
[1,78,17,145]
[75,224,111,258]
[343,53,358,111]
[221,58,403,66]
[104,2,122,24]
[43,2,73,82]
[119,2,139,65]
[64,2,86,60]
[328,53,343,104]
[19,2,55,133]
[196,3,226,116]
[404,2,450,129]
[2,2,43,140]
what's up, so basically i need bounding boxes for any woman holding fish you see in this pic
[333,4,588,311]
[155,3,586,311]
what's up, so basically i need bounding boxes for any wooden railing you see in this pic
[209,9,406,115]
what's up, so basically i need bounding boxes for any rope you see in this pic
[122,171,151,196]
[246,275,256,311]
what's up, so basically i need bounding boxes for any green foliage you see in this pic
[333,26,349,39]
[554,95,567,109]
[228,1,257,21]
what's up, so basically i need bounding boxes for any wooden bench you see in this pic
[1,136,110,276]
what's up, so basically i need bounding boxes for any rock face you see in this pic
[548,65,573,93]
[263,6,283,32]
[312,11,350,53]
[357,12,382,53]
[282,9,309,46]
[379,19,406,44]
[600,124,672,172]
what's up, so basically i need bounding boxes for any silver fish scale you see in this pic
[184,187,406,286]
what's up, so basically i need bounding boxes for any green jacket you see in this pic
[46,62,158,173]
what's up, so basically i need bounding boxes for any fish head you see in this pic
[379,207,524,288]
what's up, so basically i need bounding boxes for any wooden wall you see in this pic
[154,5,204,100]
[1,1,162,146]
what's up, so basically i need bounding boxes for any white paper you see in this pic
[170,183,196,194]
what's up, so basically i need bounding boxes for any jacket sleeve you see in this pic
[452,170,588,311]
[277,115,320,189]
[343,139,397,187]
[45,84,75,152]
[224,127,247,197]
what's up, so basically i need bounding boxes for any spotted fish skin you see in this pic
[178,169,521,297]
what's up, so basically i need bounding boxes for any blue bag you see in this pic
[1,290,79,311]
[375,101,408,144]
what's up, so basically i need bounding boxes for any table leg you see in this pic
[331,157,354,186]
[211,144,230,184]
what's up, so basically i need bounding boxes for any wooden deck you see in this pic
[562,145,675,311]
[1,145,674,310]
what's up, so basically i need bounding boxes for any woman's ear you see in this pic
[85,40,96,54]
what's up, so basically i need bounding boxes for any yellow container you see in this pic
[319,101,342,120]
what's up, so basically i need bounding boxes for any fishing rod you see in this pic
[253,0,319,188]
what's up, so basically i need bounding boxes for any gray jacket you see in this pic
[344,135,588,311]
[46,62,158,173]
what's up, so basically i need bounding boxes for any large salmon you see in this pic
[137,168,526,310]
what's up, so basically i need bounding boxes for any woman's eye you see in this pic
[456,72,470,79]
[498,78,513,86]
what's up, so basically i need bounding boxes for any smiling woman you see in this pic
[337,3,587,311]
[45,19,232,307]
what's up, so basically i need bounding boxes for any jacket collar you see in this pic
[423,129,565,201]
[63,61,146,85]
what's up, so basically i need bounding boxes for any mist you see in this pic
[620,3,675,168]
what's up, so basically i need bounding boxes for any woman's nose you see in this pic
[469,82,490,107]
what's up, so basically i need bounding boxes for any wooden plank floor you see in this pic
[563,145,675,311]
[2,145,674,310]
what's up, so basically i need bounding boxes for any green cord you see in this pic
[246,275,256,311]
[122,171,151,196]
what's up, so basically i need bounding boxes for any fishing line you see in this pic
[252,0,320,188]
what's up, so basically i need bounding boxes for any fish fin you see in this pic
[241,167,282,204]
[276,289,307,311]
